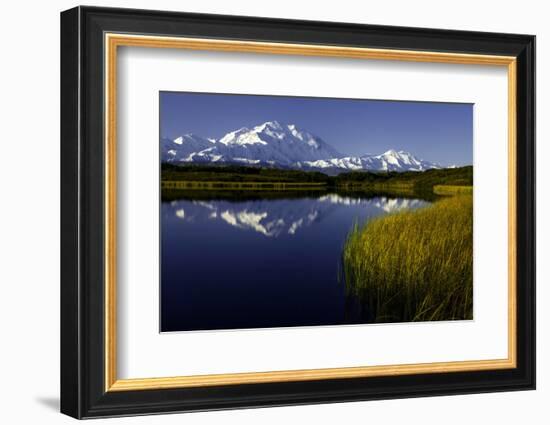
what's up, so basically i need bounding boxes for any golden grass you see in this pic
[342,194,473,322]
[433,185,473,195]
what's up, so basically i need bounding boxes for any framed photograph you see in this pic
[60,6,535,419]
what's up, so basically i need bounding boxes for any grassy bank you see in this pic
[334,166,473,192]
[433,185,473,196]
[161,180,326,191]
[342,194,473,322]
[161,163,473,194]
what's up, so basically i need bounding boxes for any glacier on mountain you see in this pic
[161,121,442,172]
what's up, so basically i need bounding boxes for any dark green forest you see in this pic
[161,163,473,192]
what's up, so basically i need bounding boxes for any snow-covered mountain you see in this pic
[161,134,214,162]
[300,149,440,172]
[161,121,441,173]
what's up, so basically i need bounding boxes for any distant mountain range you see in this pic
[161,120,447,173]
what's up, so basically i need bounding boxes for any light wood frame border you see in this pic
[104,33,517,392]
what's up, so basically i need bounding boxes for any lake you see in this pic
[161,191,430,332]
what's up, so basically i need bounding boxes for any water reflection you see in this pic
[165,194,429,238]
[161,191,431,332]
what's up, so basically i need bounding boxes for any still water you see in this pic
[161,192,429,332]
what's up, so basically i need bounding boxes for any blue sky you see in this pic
[160,92,473,166]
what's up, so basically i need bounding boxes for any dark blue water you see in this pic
[161,193,429,332]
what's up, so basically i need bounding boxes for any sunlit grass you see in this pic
[342,194,473,322]
[433,185,473,196]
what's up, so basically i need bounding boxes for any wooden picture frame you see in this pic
[61,5,535,419]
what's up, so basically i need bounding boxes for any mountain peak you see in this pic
[265,120,282,128]
[181,133,206,140]
[383,149,399,156]
[256,120,285,132]
[173,134,210,144]
[219,127,252,145]
[161,123,441,173]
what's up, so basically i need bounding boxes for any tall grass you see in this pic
[433,185,473,196]
[342,194,473,322]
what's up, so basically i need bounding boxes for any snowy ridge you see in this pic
[161,121,442,172]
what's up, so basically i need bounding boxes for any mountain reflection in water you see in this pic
[161,191,430,332]
[166,194,428,238]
